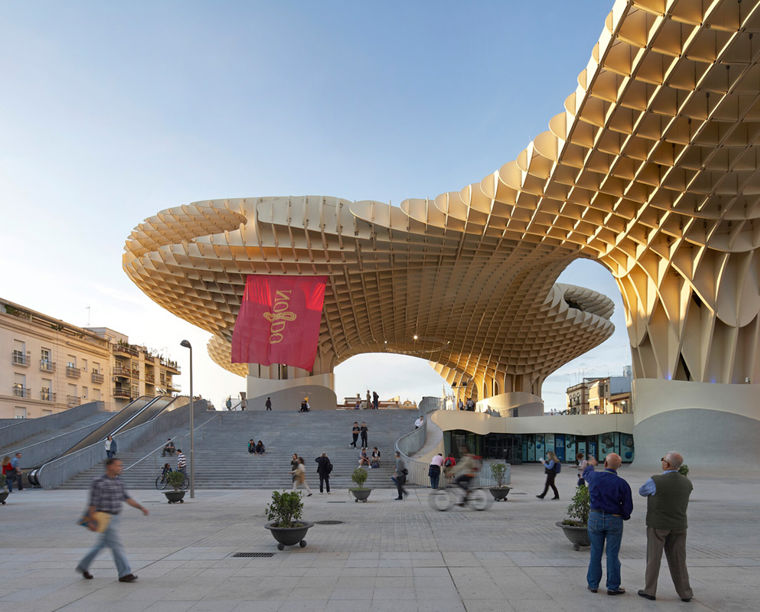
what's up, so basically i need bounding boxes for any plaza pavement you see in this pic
[1,465,757,612]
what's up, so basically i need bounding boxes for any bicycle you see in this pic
[428,483,493,511]
[155,472,189,490]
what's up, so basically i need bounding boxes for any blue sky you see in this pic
[0,1,629,410]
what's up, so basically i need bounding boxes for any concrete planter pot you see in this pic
[489,486,511,502]
[556,521,590,550]
[265,521,313,550]
[164,490,186,504]
[349,488,372,503]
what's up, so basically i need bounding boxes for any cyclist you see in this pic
[447,446,480,506]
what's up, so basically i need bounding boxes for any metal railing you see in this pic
[113,344,139,357]
[66,395,81,407]
[12,384,30,398]
[40,360,56,372]
[65,366,81,378]
[395,418,437,488]
[112,365,132,377]
[113,387,130,398]
[91,371,104,384]
[12,350,29,366]
[144,373,155,383]
[40,390,56,402]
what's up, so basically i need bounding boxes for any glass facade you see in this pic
[444,430,634,464]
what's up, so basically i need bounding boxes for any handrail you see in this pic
[123,411,219,471]
[394,414,434,487]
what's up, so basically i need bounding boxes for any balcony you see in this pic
[166,382,181,393]
[40,359,56,373]
[40,390,56,402]
[161,359,180,373]
[66,366,81,379]
[12,384,30,398]
[145,373,155,384]
[113,365,132,378]
[12,350,30,367]
[66,395,81,407]
[91,371,104,384]
[113,387,131,399]
[113,343,138,357]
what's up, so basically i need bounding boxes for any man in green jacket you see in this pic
[637,451,693,602]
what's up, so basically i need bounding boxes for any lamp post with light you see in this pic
[179,339,195,499]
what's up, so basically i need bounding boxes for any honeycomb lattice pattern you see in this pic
[124,0,760,394]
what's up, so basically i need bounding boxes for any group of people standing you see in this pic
[349,421,369,448]
[1,453,23,492]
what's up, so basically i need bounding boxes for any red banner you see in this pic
[231,275,327,371]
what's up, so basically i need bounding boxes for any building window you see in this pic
[67,354,77,368]
[82,386,88,400]
[93,361,100,374]
[82,358,88,372]
[15,406,27,419]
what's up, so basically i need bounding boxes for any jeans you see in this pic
[319,474,330,493]
[77,514,131,578]
[587,512,624,591]
[429,465,441,489]
[392,475,407,499]
[106,450,115,459]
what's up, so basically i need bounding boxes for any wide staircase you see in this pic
[59,409,418,489]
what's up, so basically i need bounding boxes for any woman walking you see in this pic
[291,457,312,496]
[576,452,590,487]
[104,435,117,459]
[536,451,560,500]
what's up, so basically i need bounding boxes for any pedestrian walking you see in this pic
[10,452,23,491]
[265,396,272,411]
[536,451,561,500]
[176,449,187,475]
[583,453,633,596]
[291,457,312,496]
[350,421,359,447]
[2,456,14,493]
[291,453,299,483]
[360,421,368,447]
[105,435,117,459]
[637,452,693,602]
[225,396,232,410]
[76,458,148,582]
[372,390,379,410]
[392,451,408,500]
[428,453,444,489]
[315,452,332,494]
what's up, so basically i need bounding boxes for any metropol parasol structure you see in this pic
[124,0,760,465]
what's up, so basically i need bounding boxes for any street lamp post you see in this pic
[180,340,195,499]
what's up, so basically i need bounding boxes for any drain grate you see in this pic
[315,520,343,525]
[326,501,347,503]
[232,552,275,558]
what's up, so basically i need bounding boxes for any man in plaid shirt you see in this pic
[76,458,148,582]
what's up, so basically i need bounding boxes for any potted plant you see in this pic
[488,462,511,501]
[163,470,187,504]
[349,467,372,502]
[0,473,8,505]
[556,484,590,550]
[265,490,313,550]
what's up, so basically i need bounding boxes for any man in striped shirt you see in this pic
[177,450,187,474]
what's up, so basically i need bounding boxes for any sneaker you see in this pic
[118,574,138,583]
[637,590,655,601]
[607,588,626,596]
[307,493,312,497]
[587,586,598,593]
[76,567,93,580]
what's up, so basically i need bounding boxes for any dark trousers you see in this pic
[106,450,115,459]
[538,471,559,498]
[392,475,407,499]
[429,465,441,489]
[319,474,330,493]
[360,433,368,447]
[351,433,358,447]
[643,527,692,599]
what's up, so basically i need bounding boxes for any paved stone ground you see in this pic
[1,465,758,611]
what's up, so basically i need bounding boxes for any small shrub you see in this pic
[351,467,368,489]
[490,462,508,488]
[265,490,304,528]
[678,464,689,477]
[562,484,590,527]
[165,470,187,491]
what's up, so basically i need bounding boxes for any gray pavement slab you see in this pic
[0,465,758,611]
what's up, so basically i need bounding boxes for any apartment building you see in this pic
[565,369,632,415]
[1,298,180,419]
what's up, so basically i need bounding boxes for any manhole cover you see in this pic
[232,552,275,558]
[326,501,346,503]
[315,520,343,525]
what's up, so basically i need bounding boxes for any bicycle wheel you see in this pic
[468,488,492,511]
[182,475,190,490]
[154,476,164,490]
[428,489,453,512]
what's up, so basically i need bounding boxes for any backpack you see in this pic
[444,457,456,468]
[554,461,562,474]
[327,461,333,474]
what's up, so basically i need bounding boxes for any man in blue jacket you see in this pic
[583,452,633,596]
